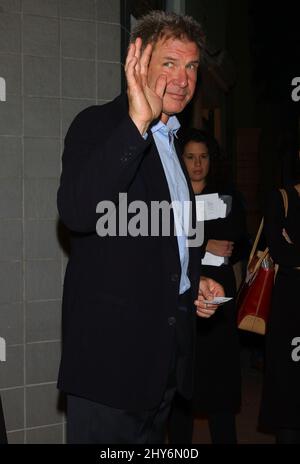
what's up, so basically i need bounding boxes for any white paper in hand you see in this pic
[201,252,224,266]
[195,194,227,221]
[202,297,233,305]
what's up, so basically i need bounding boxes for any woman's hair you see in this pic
[180,128,222,187]
[130,10,206,55]
[181,128,221,159]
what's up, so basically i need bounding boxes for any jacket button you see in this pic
[168,317,176,326]
[171,273,179,282]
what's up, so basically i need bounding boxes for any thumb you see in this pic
[199,280,213,300]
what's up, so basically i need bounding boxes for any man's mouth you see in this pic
[167,92,186,101]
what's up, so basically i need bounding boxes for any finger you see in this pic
[126,56,138,76]
[196,291,210,302]
[125,56,138,86]
[133,38,142,77]
[199,289,214,300]
[125,43,136,71]
[194,300,218,311]
[155,75,167,98]
[198,306,218,313]
[196,303,218,312]
[196,307,217,318]
[197,310,215,318]
[140,42,152,68]
[206,282,222,296]
[134,37,142,61]
[140,43,153,80]
[125,41,142,76]
[199,279,209,292]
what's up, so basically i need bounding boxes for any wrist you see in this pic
[129,112,150,136]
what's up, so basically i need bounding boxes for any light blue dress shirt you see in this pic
[150,116,191,294]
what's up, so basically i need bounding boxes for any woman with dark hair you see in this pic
[168,129,247,444]
[259,151,300,443]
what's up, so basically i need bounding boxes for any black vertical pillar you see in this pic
[0,396,7,444]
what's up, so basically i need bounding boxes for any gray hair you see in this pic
[130,10,206,55]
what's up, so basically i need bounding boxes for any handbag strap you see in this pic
[248,218,264,265]
[248,189,288,273]
[278,189,300,271]
[273,189,289,279]
[279,188,288,217]
[252,247,270,275]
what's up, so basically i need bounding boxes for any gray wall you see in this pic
[0,0,121,444]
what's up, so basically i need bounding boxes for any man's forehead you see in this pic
[152,35,200,56]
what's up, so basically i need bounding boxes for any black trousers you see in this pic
[67,350,177,445]
[168,393,237,444]
[0,396,7,444]
[67,384,176,444]
[67,293,191,444]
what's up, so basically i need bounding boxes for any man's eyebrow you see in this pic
[162,56,200,64]
[162,56,179,61]
[185,151,208,155]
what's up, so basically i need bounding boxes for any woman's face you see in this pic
[183,141,210,183]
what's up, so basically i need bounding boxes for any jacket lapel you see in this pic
[140,133,180,261]
[174,136,197,233]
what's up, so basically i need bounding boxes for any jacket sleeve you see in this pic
[57,107,151,233]
[264,190,300,266]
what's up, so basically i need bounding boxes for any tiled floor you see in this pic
[192,349,275,444]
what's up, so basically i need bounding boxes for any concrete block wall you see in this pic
[0,0,121,443]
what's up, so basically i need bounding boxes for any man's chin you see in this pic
[162,102,188,116]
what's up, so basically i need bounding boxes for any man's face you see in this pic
[147,37,200,123]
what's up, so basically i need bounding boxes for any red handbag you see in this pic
[237,247,275,334]
[237,189,288,335]
[237,222,275,335]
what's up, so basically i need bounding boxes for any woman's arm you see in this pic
[264,190,300,266]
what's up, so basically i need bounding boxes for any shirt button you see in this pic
[171,273,179,282]
[168,317,176,326]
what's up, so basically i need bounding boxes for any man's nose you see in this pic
[174,67,188,87]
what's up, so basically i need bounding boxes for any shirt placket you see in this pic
[168,130,185,237]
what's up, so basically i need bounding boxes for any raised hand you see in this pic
[125,38,167,135]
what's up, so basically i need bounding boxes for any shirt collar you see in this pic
[150,115,180,138]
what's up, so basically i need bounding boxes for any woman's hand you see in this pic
[206,239,234,257]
